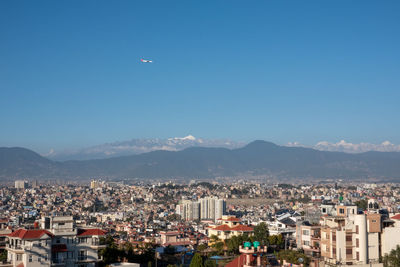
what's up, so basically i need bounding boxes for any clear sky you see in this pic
[1,1,399,153]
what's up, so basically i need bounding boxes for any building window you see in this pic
[303,230,309,235]
[357,252,360,261]
[17,254,22,261]
[332,234,336,241]
[38,256,41,262]
[339,208,345,214]
[79,250,87,261]
[356,225,359,234]
[346,235,352,242]
[372,220,377,223]
[29,255,32,262]
[346,248,352,255]
[356,238,359,248]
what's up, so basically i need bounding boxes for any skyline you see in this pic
[1,1,400,153]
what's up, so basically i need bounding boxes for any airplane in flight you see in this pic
[141,59,153,63]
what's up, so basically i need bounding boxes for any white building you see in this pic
[14,181,28,190]
[6,216,106,267]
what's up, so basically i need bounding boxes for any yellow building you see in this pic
[207,215,253,240]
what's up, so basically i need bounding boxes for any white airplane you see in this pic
[141,59,153,63]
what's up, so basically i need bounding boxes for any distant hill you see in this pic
[45,135,245,161]
[1,141,400,180]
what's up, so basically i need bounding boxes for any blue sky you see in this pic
[1,1,399,153]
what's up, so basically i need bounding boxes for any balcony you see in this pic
[311,234,321,240]
[77,256,88,262]
[0,261,12,267]
[5,244,23,252]
[51,258,66,266]
[90,240,106,249]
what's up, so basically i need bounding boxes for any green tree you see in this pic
[227,234,251,254]
[253,222,269,244]
[0,250,7,262]
[211,241,225,255]
[355,199,368,210]
[268,234,284,250]
[190,253,204,267]
[210,235,219,243]
[99,236,121,264]
[276,249,310,266]
[383,245,400,267]
[197,243,208,252]
[204,259,217,267]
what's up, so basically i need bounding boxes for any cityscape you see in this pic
[1,1,400,267]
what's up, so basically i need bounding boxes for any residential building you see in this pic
[207,215,253,240]
[6,216,106,267]
[14,181,28,190]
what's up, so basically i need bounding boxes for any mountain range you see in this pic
[45,135,245,161]
[44,136,400,161]
[1,140,400,180]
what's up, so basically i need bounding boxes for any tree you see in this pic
[227,234,251,254]
[355,199,368,211]
[0,250,7,262]
[383,245,400,267]
[210,235,219,243]
[276,249,310,266]
[211,241,225,255]
[204,259,217,267]
[190,253,204,267]
[197,243,208,252]
[268,234,284,250]
[253,222,269,244]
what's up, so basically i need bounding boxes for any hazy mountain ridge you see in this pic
[45,136,400,161]
[1,140,400,180]
[45,135,245,161]
[287,140,400,153]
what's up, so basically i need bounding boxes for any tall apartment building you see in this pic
[90,180,102,189]
[178,197,226,222]
[296,221,321,259]
[14,180,28,189]
[319,203,382,266]
[180,200,200,221]
[6,216,106,267]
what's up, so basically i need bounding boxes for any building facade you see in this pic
[6,216,106,267]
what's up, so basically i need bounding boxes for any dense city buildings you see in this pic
[0,180,399,266]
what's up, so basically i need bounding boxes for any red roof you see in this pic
[77,228,106,236]
[52,244,68,252]
[231,225,253,232]
[212,224,233,231]
[16,263,24,267]
[210,224,254,232]
[391,214,400,220]
[225,254,256,267]
[8,229,54,240]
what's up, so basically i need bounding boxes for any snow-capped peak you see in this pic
[168,135,196,141]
